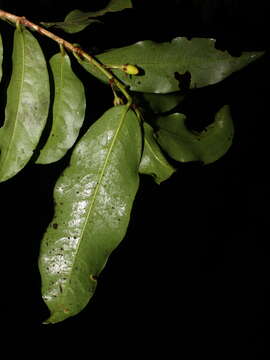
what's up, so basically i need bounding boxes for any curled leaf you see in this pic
[0,28,50,182]
[36,52,86,164]
[80,37,264,93]
[156,105,234,164]
[139,122,175,184]
[39,105,142,323]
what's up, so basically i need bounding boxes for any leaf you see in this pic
[36,52,86,164]
[80,37,264,93]
[98,0,133,13]
[0,33,3,82]
[142,92,185,114]
[139,122,175,184]
[0,27,50,182]
[156,105,234,164]
[42,11,101,34]
[42,0,133,33]
[39,105,142,323]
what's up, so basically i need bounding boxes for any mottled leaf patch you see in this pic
[0,27,50,182]
[39,105,142,323]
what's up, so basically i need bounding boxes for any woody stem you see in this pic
[0,9,132,105]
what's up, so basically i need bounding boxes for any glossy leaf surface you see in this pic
[42,0,133,33]
[0,28,50,182]
[39,105,142,323]
[156,105,234,164]
[36,52,86,164]
[81,37,263,93]
[139,122,175,184]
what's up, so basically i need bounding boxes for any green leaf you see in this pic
[98,0,133,13]
[80,37,264,93]
[39,105,142,323]
[42,0,133,33]
[36,52,86,164]
[0,33,3,82]
[142,92,185,114]
[0,28,50,182]
[139,122,175,184]
[156,105,234,164]
[42,10,101,34]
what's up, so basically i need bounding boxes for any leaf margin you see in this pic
[41,0,133,33]
[80,37,264,93]
[139,122,176,184]
[36,51,86,164]
[156,105,234,164]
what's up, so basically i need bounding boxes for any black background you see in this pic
[0,0,269,356]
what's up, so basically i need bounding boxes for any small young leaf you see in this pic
[36,52,86,164]
[42,10,101,34]
[80,38,264,93]
[139,122,175,184]
[39,105,142,323]
[156,105,234,164]
[0,33,3,82]
[0,27,50,182]
[42,0,133,33]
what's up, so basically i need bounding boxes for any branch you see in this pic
[0,9,132,104]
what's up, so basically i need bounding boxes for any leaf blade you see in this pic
[156,105,234,164]
[39,105,142,323]
[36,52,86,164]
[80,37,264,93]
[0,28,50,182]
[42,0,133,33]
[139,122,175,184]
[42,11,101,34]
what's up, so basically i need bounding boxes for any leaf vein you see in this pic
[66,106,129,286]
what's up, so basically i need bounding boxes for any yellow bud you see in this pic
[113,96,124,106]
[122,64,139,75]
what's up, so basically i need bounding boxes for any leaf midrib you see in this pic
[66,106,129,288]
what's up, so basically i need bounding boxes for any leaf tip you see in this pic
[42,308,72,324]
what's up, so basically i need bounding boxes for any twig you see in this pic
[0,9,132,104]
